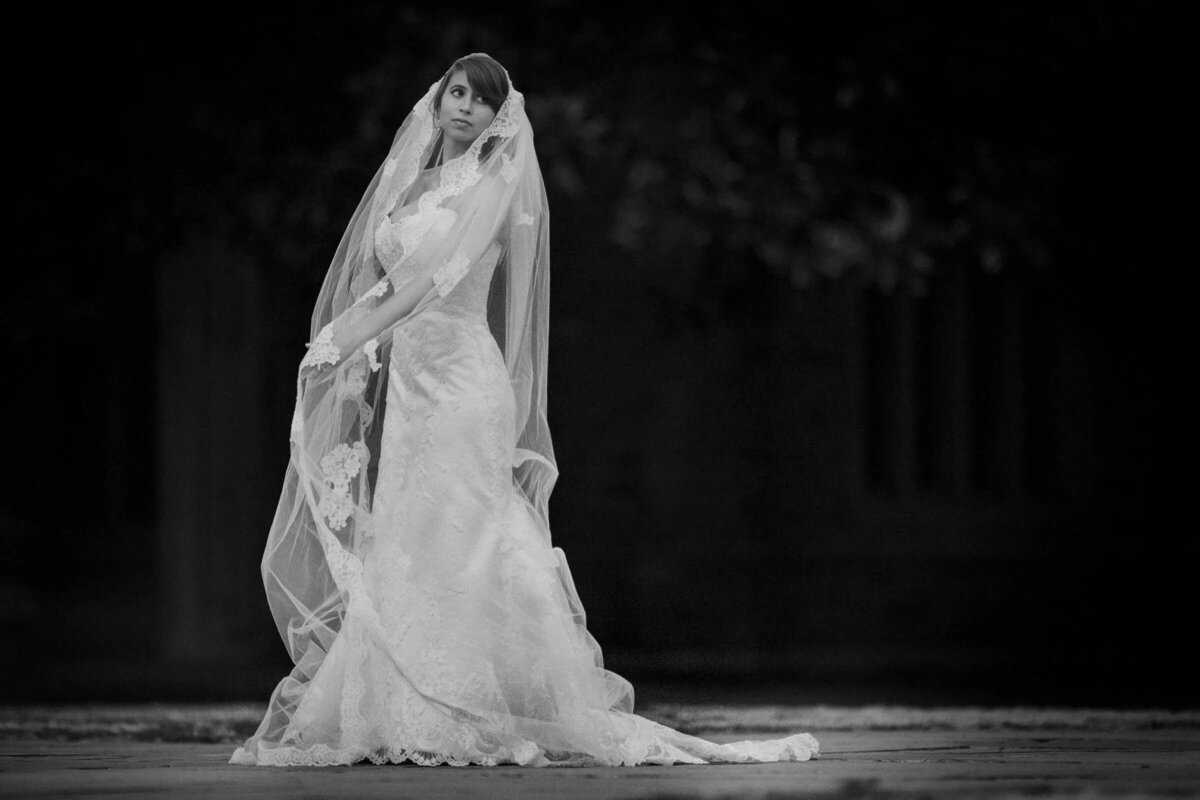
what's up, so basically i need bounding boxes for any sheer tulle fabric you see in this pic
[230,61,818,767]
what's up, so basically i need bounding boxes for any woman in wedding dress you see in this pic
[230,53,819,768]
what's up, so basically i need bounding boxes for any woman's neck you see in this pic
[442,136,470,162]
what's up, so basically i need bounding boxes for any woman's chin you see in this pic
[443,129,478,147]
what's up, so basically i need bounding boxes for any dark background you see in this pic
[5,2,1193,707]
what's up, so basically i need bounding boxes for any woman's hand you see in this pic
[299,358,334,382]
[298,323,344,382]
[300,326,374,382]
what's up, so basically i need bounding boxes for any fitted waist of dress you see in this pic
[409,307,490,330]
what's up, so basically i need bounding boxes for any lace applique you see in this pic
[383,157,397,178]
[317,441,370,530]
[356,277,390,304]
[397,206,458,259]
[517,212,535,226]
[434,254,470,296]
[484,88,522,141]
[364,338,381,372]
[434,153,483,202]
[300,324,340,371]
[500,153,518,184]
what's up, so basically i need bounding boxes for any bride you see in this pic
[230,53,818,768]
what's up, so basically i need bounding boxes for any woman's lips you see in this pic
[450,119,471,128]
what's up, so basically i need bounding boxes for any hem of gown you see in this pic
[230,742,540,768]
[229,731,819,768]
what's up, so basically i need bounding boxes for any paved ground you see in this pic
[2,705,1198,799]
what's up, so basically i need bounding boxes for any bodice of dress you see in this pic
[373,174,502,325]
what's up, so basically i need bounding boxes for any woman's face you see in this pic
[437,70,498,150]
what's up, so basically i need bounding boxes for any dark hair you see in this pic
[432,53,510,117]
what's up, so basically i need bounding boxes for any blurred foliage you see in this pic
[33,3,1148,335]
[593,14,1063,301]
[608,59,1058,296]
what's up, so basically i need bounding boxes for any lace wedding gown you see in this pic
[230,174,819,768]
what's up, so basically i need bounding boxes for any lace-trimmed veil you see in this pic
[248,55,558,749]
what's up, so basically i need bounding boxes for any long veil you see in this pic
[234,58,564,759]
[232,57,818,769]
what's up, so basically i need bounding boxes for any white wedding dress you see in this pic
[230,175,819,768]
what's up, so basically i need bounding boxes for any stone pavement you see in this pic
[1,704,1198,799]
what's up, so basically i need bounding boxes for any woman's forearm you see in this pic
[331,274,436,361]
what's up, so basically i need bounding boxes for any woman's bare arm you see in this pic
[329,273,435,360]
[300,273,436,378]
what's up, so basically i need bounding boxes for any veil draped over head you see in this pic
[235,57,822,769]
[256,56,557,738]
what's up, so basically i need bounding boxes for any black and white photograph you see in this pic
[2,2,1194,797]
